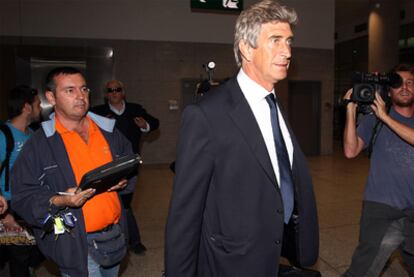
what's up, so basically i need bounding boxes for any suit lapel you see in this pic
[226,78,277,187]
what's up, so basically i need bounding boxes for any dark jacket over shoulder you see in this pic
[10,112,136,277]
[165,77,319,277]
[91,102,159,154]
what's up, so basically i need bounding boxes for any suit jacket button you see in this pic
[277,209,283,214]
[275,240,281,245]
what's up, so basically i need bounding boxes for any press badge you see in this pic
[54,217,65,235]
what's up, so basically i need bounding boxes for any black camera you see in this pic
[351,72,402,114]
[195,61,219,99]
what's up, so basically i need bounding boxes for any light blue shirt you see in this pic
[0,122,33,200]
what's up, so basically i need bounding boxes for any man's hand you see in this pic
[51,187,96,208]
[370,92,414,146]
[108,179,128,192]
[134,117,148,129]
[343,88,352,100]
[1,212,23,232]
[371,92,388,121]
[0,195,7,214]
[343,89,357,110]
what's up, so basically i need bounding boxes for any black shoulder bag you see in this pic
[0,124,15,193]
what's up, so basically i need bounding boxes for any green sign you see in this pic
[191,0,243,12]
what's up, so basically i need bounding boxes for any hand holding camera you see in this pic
[344,87,389,122]
[370,92,388,121]
[349,71,402,114]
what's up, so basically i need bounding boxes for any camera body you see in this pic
[352,72,402,114]
[195,61,219,98]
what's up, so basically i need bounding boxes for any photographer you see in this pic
[342,63,414,276]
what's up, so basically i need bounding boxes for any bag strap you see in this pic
[0,124,15,192]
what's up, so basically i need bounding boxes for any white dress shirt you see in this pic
[237,69,294,187]
[109,100,126,116]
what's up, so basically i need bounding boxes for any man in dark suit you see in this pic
[92,80,159,255]
[165,0,319,276]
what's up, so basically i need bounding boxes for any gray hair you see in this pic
[234,0,298,67]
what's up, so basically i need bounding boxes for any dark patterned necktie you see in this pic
[265,93,294,224]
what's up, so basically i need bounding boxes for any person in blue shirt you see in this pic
[0,85,43,277]
[343,63,414,276]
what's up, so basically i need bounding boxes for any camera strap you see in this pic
[366,119,383,158]
[366,105,391,158]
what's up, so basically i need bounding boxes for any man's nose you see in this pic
[280,42,291,59]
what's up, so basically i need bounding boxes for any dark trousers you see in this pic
[343,201,414,277]
[120,193,142,246]
[1,244,44,277]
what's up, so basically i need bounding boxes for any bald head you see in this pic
[106,80,124,90]
[105,79,125,105]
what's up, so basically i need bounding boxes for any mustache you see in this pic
[74,100,87,105]
[399,89,411,94]
[73,101,88,108]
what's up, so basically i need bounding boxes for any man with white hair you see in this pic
[165,1,319,276]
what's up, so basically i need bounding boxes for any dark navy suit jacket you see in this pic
[165,77,319,276]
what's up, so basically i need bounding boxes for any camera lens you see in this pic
[359,87,373,100]
[352,83,375,103]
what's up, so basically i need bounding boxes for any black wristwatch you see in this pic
[343,99,354,106]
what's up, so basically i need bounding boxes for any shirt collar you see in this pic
[108,100,125,115]
[55,116,97,136]
[237,68,275,104]
[42,112,115,138]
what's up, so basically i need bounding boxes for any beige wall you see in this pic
[0,37,333,163]
[335,0,414,43]
[0,0,334,49]
[110,40,239,164]
[112,41,334,161]
[288,48,335,155]
[0,0,336,162]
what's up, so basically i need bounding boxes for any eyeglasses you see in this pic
[106,87,123,93]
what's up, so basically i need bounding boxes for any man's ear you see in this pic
[45,90,56,106]
[239,40,253,63]
[22,103,32,115]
